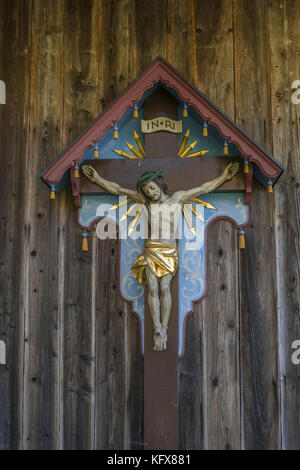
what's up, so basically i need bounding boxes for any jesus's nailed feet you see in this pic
[153,325,167,351]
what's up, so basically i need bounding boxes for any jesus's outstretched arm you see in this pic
[174,162,240,203]
[82,165,145,203]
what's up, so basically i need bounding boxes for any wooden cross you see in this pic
[80,87,244,450]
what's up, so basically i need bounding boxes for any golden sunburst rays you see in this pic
[128,207,143,235]
[189,197,216,210]
[109,197,145,235]
[113,130,145,160]
[181,198,216,236]
[178,128,210,159]
[109,196,216,238]
[134,130,145,157]
[120,202,139,222]
[109,198,134,211]
[181,204,196,236]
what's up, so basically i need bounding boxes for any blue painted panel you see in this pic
[178,105,242,158]
[178,192,248,356]
[79,106,145,161]
[79,194,146,352]
[79,191,248,356]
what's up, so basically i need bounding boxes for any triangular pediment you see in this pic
[41,57,284,193]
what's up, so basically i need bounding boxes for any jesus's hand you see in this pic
[223,162,240,181]
[82,165,99,183]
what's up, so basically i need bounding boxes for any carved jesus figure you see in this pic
[82,162,239,351]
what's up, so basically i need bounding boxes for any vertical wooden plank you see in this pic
[134,0,167,69]
[95,237,135,449]
[98,0,137,109]
[203,221,240,450]
[194,0,235,119]
[0,0,32,449]
[94,0,143,450]
[123,301,144,450]
[165,3,199,448]
[234,0,280,449]
[166,0,197,84]
[178,0,238,449]
[268,0,300,449]
[62,0,102,449]
[21,0,64,450]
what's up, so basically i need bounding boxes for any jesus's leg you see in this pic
[160,273,173,350]
[145,267,164,351]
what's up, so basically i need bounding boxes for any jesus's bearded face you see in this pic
[141,180,162,201]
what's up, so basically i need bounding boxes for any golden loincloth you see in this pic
[131,240,178,286]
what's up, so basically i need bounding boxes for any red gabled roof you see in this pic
[41,57,284,185]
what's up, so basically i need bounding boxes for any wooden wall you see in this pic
[0,0,299,450]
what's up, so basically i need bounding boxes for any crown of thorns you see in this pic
[136,169,164,192]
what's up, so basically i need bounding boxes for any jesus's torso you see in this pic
[146,194,182,247]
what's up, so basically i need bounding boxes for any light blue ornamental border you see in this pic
[178,191,248,356]
[79,192,248,356]
[79,194,146,353]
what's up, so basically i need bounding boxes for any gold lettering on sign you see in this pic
[141,117,182,134]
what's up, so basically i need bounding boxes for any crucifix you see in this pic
[82,160,238,351]
[80,87,241,449]
[41,58,284,451]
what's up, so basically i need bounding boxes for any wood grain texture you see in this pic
[268,0,300,450]
[0,0,299,450]
[95,235,142,450]
[62,0,101,449]
[234,0,280,449]
[0,0,32,450]
[95,0,143,450]
[21,0,64,450]
[134,0,167,71]
[203,221,240,450]
[179,0,238,450]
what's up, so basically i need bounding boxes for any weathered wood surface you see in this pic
[0,0,32,449]
[268,0,300,450]
[234,0,280,449]
[179,0,240,450]
[0,0,299,449]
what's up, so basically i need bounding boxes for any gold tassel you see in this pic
[74,165,79,178]
[50,185,56,200]
[268,180,273,193]
[183,103,188,118]
[203,121,208,136]
[244,160,249,174]
[82,232,88,252]
[133,104,138,119]
[224,140,228,155]
[94,143,99,159]
[239,229,245,250]
[113,124,118,139]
